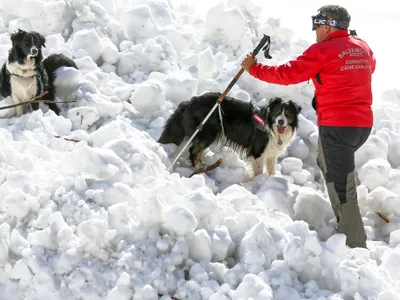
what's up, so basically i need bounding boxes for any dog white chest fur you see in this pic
[6,58,38,117]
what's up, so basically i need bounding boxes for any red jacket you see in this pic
[249,30,376,127]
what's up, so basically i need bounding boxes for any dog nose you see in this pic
[278,119,284,126]
[31,48,38,55]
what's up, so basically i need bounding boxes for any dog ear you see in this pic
[268,97,282,107]
[289,100,302,113]
[10,29,24,45]
[34,31,46,47]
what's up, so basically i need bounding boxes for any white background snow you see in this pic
[0,0,399,299]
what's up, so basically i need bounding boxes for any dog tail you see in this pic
[158,101,188,145]
[43,53,78,82]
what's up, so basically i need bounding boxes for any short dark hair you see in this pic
[319,5,351,22]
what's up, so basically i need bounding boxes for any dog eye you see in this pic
[285,112,293,118]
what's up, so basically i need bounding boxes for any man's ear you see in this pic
[289,100,302,113]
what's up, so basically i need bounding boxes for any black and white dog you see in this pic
[158,92,301,178]
[0,29,78,117]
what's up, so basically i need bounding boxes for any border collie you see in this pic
[0,29,78,117]
[158,92,301,178]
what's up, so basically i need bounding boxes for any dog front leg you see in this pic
[13,94,24,117]
[265,156,277,176]
[251,155,264,177]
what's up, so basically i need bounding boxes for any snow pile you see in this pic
[0,0,399,299]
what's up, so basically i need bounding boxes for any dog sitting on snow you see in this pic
[0,29,78,117]
[158,92,301,178]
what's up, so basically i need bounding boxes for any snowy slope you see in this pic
[0,0,400,299]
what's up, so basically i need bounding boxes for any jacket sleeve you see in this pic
[249,43,324,85]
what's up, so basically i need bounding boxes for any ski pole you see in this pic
[167,34,272,171]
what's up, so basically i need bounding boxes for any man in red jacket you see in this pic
[241,5,376,249]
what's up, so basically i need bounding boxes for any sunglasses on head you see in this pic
[311,10,349,31]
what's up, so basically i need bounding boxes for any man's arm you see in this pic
[249,44,324,85]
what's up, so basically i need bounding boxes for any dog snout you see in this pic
[278,119,284,126]
[31,48,38,55]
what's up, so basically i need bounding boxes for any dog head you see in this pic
[10,29,46,59]
[267,97,301,134]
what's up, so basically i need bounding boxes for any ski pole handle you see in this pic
[216,34,271,103]
[252,34,270,57]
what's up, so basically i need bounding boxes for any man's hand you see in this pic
[241,54,257,72]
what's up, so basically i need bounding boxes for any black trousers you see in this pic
[317,125,372,248]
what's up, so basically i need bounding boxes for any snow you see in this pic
[0,0,399,299]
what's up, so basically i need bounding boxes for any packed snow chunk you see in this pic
[197,47,216,81]
[293,187,335,235]
[10,229,30,256]
[132,284,158,300]
[377,290,400,300]
[388,133,400,168]
[355,135,389,169]
[290,169,312,186]
[358,158,391,190]
[3,189,32,220]
[274,285,301,300]
[324,234,348,258]
[121,4,159,42]
[27,227,56,250]
[281,157,303,175]
[108,203,137,236]
[238,222,277,269]
[68,107,99,130]
[163,204,198,235]
[389,230,400,246]
[204,2,246,51]
[76,81,123,118]
[183,190,218,218]
[129,79,166,116]
[217,184,257,212]
[67,145,133,183]
[42,33,66,55]
[209,226,232,261]
[0,223,10,267]
[10,259,33,282]
[163,70,198,105]
[19,0,74,37]
[160,25,194,53]
[77,219,109,251]
[71,28,102,62]
[256,177,296,217]
[289,137,310,161]
[297,114,318,140]
[8,18,32,33]
[116,35,179,76]
[91,181,136,207]
[189,229,213,262]
[100,38,119,65]
[232,274,273,300]
[135,191,165,226]
[52,65,81,100]
[364,186,400,216]
[106,272,132,300]
[102,137,167,181]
